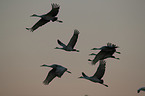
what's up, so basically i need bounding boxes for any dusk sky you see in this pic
[0,0,145,96]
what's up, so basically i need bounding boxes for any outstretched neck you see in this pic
[91,48,101,50]
[55,47,63,49]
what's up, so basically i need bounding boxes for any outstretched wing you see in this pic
[55,66,67,78]
[30,19,49,32]
[92,60,106,79]
[57,39,67,48]
[67,29,79,49]
[91,50,107,65]
[46,3,60,17]
[43,68,56,85]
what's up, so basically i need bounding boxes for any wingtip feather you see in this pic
[107,42,119,48]
[51,3,60,9]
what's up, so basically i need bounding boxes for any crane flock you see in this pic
[26,3,144,94]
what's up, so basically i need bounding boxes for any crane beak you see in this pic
[40,64,50,67]
[40,64,46,67]
[91,48,101,50]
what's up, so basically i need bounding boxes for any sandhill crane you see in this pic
[91,42,121,54]
[55,29,80,52]
[137,87,145,93]
[41,64,71,85]
[88,43,120,65]
[79,60,108,87]
[26,3,62,32]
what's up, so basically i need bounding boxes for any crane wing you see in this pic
[30,19,49,32]
[92,60,106,79]
[46,3,60,17]
[99,44,117,58]
[91,50,108,65]
[57,39,67,48]
[43,68,56,85]
[55,66,67,78]
[67,29,79,49]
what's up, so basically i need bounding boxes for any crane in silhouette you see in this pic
[26,3,62,32]
[55,29,80,52]
[41,64,71,85]
[88,43,120,65]
[79,60,108,87]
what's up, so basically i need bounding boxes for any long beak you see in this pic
[91,48,101,50]
[40,64,50,67]
[89,53,96,55]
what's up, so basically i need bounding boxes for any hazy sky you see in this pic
[0,0,145,96]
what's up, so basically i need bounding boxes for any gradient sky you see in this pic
[0,0,145,96]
